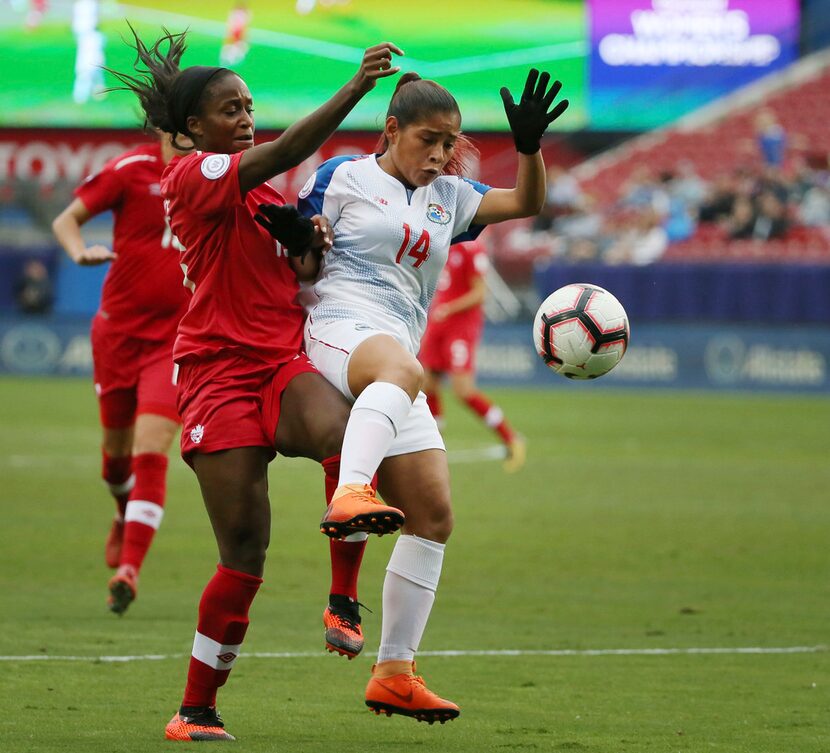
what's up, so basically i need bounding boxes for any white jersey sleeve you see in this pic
[297,155,360,226]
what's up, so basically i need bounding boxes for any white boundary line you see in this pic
[1,645,825,663]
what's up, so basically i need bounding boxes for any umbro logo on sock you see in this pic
[216,651,237,664]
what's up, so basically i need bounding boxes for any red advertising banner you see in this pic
[0,128,578,197]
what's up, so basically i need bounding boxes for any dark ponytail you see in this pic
[374,73,479,177]
[105,24,230,150]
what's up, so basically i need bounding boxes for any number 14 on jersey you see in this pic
[395,223,431,268]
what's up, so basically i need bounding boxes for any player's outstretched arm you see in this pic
[473,69,569,225]
[238,42,403,193]
[52,198,116,266]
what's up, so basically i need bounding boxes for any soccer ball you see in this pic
[533,283,629,379]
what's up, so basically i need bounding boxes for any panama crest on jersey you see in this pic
[426,203,451,225]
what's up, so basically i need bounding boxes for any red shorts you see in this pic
[176,351,317,466]
[419,323,482,374]
[91,315,180,428]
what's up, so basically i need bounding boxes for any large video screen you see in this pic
[1,0,802,133]
[588,0,801,129]
[1,0,588,131]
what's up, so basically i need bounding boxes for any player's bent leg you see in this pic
[101,425,135,568]
[274,371,404,538]
[450,372,525,472]
[108,413,178,614]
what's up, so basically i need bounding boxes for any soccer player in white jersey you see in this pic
[297,68,569,722]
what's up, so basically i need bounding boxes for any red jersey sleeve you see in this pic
[173,152,244,217]
[74,165,125,216]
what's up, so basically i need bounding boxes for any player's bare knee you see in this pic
[407,505,453,543]
[378,355,423,399]
[221,528,268,575]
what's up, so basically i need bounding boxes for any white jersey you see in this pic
[298,154,489,353]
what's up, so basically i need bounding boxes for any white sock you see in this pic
[377,534,445,663]
[338,382,413,487]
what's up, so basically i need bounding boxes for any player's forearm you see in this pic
[443,286,486,316]
[51,212,88,262]
[512,151,546,217]
[239,81,365,193]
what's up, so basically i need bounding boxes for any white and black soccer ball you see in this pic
[533,283,629,379]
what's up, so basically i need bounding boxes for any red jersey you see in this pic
[75,142,189,341]
[430,240,489,330]
[161,151,305,364]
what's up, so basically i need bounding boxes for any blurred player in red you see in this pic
[52,130,191,614]
[108,27,404,740]
[420,240,526,472]
[220,1,250,66]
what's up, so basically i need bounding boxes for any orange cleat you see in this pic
[365,662,460,724]
[107,564,137,615]
[165,708,235,741]
[104,517,124,569]
[323,595,364,659]
[320,484,404,539]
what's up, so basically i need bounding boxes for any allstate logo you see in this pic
[426,203,451,225]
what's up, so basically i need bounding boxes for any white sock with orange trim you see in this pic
[377,534,445,664]
[338,382,412,486]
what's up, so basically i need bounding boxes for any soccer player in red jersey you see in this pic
[108,27,405,740]
[419,239,526,471]
[52,130,192,615]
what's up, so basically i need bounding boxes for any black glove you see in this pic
[500,69,569,155]
[253,203,316,257]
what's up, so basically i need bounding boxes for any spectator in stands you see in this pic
[620,166,667,212]
[14,258,53,315]
[657,170,695,242]
[724,195,756,239]
[698,173,737,222]
[799,182,830,226]
[533,164,581,231]
[671,160,707,208]
[755,109,786,167]
[752,191,789,240]
[603,208,668,265]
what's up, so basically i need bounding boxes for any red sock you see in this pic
[425,391,442,420]
[182,565,262,709]
[101,449,133,517]
[120,453,168,572]
[464,393,515,444]
[322,455,367,601]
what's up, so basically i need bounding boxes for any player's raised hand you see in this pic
[74,245,116,265]
[254,203,316,257]
[352,42,404,94]
[500,69,569,155]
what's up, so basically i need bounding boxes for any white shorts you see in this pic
[304,316,445,457]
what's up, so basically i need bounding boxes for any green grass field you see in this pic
[1,0,587,130]
[1,376,828,752]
